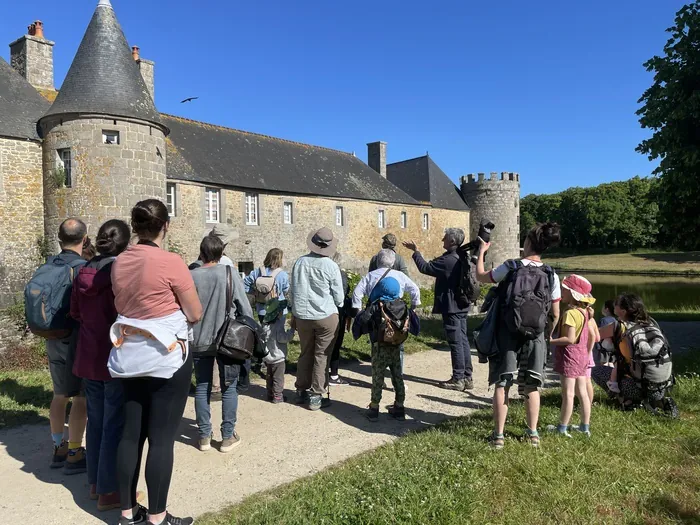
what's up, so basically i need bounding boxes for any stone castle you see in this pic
[0,0,520,307]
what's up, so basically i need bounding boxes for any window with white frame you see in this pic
[283,202,293,224]
[378,209,385,229]
[166,183,177,217]
[335,206,344,227]
[400,211,407,229]
[102,130,120,145]
[205,188,220,223]
[245,193,259,225]
[422,213,430,230]
[57,149,72,187]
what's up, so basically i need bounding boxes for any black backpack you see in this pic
[456,245,480,308]
[500,260,554,340]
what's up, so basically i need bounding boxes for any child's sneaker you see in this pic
[329,375,348,386]
[271,395,287,404]
[545,424,572,438]
[220,432,242,453]
[366,406,379,422]
[607,380,620,393]
[198,434,212,451]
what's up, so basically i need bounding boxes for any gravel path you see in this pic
[1,348,491,524]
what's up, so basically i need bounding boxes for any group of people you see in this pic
[25,198,677,524]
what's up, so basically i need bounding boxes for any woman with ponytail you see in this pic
[108,199,202,525]
[70,219,133,511]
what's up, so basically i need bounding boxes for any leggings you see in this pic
[117,352,192,514]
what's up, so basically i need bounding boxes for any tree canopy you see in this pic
[636,1,700,249]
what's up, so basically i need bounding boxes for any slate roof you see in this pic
[387,155,469,211]
[163,115,420,205]
[41,0,163,129]
[0,57,50,141]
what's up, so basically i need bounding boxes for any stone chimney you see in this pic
[132,45,155,102]
[9,20,55,90]
[367,141,387,178]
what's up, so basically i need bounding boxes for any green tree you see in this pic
[636,1,700,249]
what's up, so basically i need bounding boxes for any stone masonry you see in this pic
[460,172,520,269]
[167,181,469,287]
[40,116,167,250]
[0,137,44,307]
[9,33,54,90]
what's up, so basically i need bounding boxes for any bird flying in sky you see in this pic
[180,97,199,103]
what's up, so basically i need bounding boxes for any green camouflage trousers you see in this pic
[371,343,405,406]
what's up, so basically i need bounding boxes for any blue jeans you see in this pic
[194,356,239,439]
[84,379,124,495]
[443,313,473,380]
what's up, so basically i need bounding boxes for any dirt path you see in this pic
[1,348,491,524]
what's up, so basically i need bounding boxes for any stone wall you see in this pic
[460,172,520,269]
[41,116,167,250]
[9,35,55,90]
[0,138,44,307]
[167,181,469,287]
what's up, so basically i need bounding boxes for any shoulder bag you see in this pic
[217,266,256,361]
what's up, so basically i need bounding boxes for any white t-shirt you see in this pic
[489,258,561,302]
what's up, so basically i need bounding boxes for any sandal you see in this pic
[525,429,540,448]
[488,432,505,450]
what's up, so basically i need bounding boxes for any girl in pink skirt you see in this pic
[549,275,597,437]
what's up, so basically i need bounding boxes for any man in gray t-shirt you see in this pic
[368,233,409,276]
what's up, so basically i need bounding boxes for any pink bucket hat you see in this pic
[561,274,596,305]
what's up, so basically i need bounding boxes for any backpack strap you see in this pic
[269,268,283,280]
[259,267,267,277]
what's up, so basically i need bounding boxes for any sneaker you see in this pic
[607,380,620,394]
[462,377,475,391]
[295,390,310,405]
[220,432,242,453]
[147,512,194,525]
[366,406,379,422]
[440,378,466,391]
[328,375,348,386]
[50,441,68,469]
[271,395,287,404]
[321,397,332,408]
[64,447,87,475]
[198,434,212,452]
[308,395,322,411]
[118,505,148,525]
[545,424,572,438]
[387,404,405,421]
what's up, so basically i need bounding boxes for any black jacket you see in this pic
[412,247,467,315]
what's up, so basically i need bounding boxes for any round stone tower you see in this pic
[460,172,520,269]
[39,0,168,246]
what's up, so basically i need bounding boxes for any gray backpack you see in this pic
[625,321,673,389]
[500,260,553,341]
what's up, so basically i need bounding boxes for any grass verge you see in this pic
[199,352,700,525]
[545,251,700,275]
[0,370,52,428]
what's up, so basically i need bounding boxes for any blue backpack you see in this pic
[24,256,85,339]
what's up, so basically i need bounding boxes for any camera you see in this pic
[464,218,495,253]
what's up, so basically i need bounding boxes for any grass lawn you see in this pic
[199,352,700,525]
[0,369,52,428]
[545,251,700,275]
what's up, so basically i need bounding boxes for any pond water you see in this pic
[582,273,700,314]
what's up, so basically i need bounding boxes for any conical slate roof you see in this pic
[0,57,50,140]
[41,0,163,128]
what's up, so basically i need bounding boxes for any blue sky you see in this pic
[0,0,685,195]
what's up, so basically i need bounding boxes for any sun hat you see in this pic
[382,233,398,249]
[561,274,596,305]
[306,227,338,257]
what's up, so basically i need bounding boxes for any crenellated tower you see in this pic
[460,172,520,269]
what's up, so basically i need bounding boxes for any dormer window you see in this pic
[102,130,120,145]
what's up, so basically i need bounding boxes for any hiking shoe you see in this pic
[329,376,348,386]
[462,377,475,391]
[220,432,242,453]
[118,505,148,525]
[295,390,310,405]
[64,447,87,475]
[387,404,405,421]
[198,434,212,452]
[321,397,332,408]
[51,441,68,469]
[146,512,194,525]
[440,378,466,391]
[308,395,322,411]
[366,406,379,422]
[488,433,505,450]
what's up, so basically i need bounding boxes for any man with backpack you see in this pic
[351,250,420,421]
[25,219,89,470]
[403,228,474,391]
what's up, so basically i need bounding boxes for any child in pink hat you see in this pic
[549,274,597,437]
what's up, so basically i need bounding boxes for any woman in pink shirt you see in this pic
[110,199,202,525]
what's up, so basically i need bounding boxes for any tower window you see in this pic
[102,130,120,145]
[57,149,72,188]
